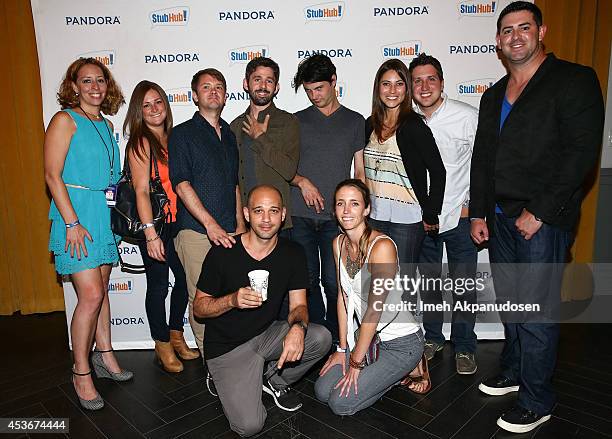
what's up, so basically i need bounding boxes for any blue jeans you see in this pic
[368,218,424,267]
[419,218,478,353]
[489,213,572,415]
[138,222,188,342]
[314,331,424,415]
[290,216,339,341]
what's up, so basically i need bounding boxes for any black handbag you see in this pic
[111,151,169,243]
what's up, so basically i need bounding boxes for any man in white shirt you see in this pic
[409,53,479,374]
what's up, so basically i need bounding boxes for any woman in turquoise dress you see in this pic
[44,58,133,411]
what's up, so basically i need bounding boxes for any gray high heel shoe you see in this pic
[92,349,134,382]
[72,368,104,410]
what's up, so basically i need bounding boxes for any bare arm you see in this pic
[350,238,397,363]
[44,111,93,259]
[290,174,325,213]
[44,112,77,224]
[353,149,365,182]
[334,236,349,349]
[128,139,165,260]
[235,185,246,234]
[278,288,310,369]
[193,286,263,318]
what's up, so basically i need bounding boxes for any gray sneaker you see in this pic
[455,352,477,375]
[424,340,444,361]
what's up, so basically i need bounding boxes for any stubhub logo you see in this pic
[304,1,344,21]
[458,1,497,17]
[150,6,189,26]
[166,87,193,106]
[381,41,422,60]
[228,45,268,64]
[456,78,495,96]
[108,278,134,294]
[78,50,115,68]
[336,81,346,100]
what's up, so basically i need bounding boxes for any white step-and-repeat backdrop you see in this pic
[32,0,514,348]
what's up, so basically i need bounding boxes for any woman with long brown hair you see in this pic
[314,179,426,415]
[44,58,133,411]
[124,80,199,373]
[364,58,445,265]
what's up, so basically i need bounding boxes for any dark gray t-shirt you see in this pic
[291,105,365,220]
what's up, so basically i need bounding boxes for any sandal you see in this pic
[401,353,431,394]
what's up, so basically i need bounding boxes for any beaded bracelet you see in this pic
[349,354,366,370]
[146,234,160,243]
[65,220,80,228]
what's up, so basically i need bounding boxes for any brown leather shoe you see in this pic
[170,330,200,360]
[155,341,183,373]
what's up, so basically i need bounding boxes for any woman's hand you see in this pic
[65,224,93,259]
[146,236,166,261]
[319,351,346,377]
[334,364,361,397]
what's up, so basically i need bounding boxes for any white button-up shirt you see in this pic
[415,95,478,233]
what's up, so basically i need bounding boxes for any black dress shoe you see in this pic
[478,375,519,396]
[497,405,551,433]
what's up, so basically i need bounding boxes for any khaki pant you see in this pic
[174,229,213,358]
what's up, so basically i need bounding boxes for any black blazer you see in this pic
[470,53,604,232]
[366,113,446,225]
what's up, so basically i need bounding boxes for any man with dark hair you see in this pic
[470,1,604,433]
[170,68,246,359]
[230,57,300,235]
[290,54,365,343]
[409,53,479,374]
[194,185,331,437]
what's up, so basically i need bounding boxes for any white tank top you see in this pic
[337,234,420,349]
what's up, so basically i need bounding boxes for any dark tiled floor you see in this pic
[0,312,611,438]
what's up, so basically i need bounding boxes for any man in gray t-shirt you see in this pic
[291,54,365,342]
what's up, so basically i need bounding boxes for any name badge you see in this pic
[105,184,117,207]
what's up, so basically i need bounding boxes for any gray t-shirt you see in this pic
[291,105,365,220]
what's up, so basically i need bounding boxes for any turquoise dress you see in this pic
[48,109,121,274]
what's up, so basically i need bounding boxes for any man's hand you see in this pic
[298,177,325,213]
[231,287,263,309]
[515,209,543,240]
[423,221,439,234]
[206,221,236,248]
[277,324,305,369]
[242,113,270,140]
[470,218,489,244]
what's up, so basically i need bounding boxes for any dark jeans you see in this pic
[290,216,339,341]
[419,218,478,353]
[368,218,424,269]
[489,213,572,415]
[138,222,189,342]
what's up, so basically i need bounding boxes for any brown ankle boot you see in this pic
[155,341,183,373]
[170,330,200,360]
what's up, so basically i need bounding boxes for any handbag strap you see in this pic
[122,142,162,181]
[338,234,399,335]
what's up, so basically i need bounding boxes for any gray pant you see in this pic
[207,321,332,437]
[315,330,424,415]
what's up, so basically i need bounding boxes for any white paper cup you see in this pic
[248,270,269,301]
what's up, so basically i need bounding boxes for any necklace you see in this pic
[345,238,362,279]
[81,108,102,120]
[79,105,115,185]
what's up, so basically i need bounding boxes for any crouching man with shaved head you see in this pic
[193,185,332,437]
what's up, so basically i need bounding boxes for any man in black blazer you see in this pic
[469,1,604,434]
